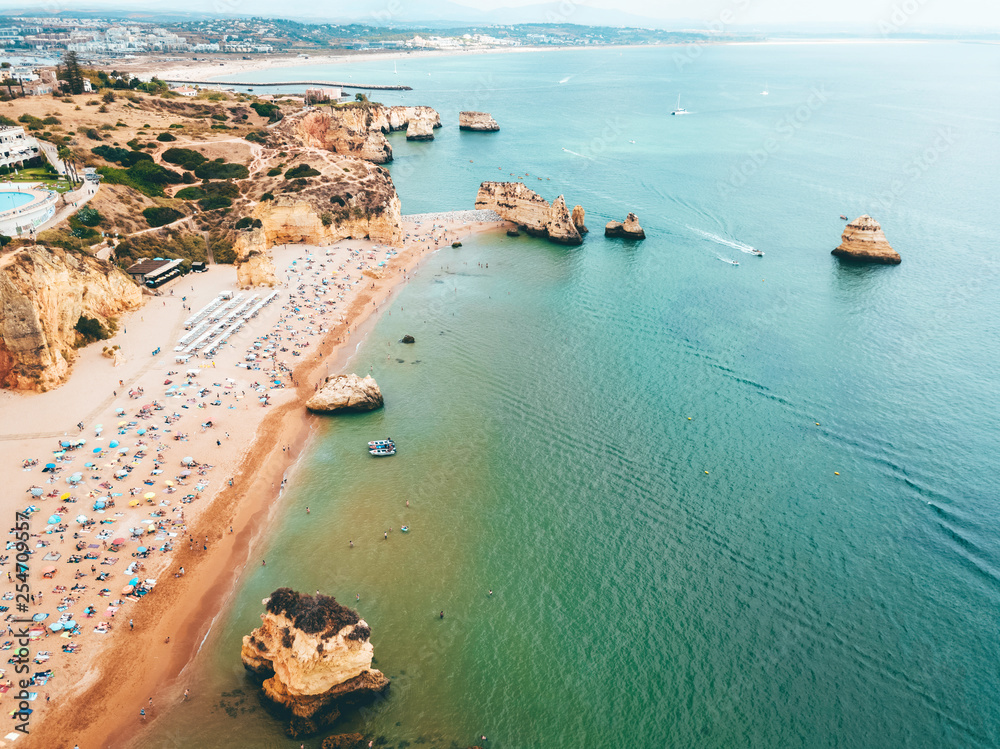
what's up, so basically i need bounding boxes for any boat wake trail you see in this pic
[561,147,593,160]
[718,256,739,266]
[689,226,759,255]
[559,76,572,84]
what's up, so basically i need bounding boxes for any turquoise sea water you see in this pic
[0,191,33,212]
[145,43,1000,748]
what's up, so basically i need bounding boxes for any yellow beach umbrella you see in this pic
[60,492,70,500]
[144,492,155,499]
[164,480,174,487]
[128,499,140,507]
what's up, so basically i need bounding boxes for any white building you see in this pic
[0,126,40,169]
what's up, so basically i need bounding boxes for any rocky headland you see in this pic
[605,213,646,240]
[832,215,900,264]
[459,111,500,131]
[474,182,583,245]
[281,104,442,161]
[241,589,389,737]
[0,245,142,391]
[306,373,384,413]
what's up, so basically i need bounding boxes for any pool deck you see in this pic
[0,181,99,238]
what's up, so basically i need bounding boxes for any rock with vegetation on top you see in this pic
[475,182,583,246]
[459,111,500,131]
[242,589,389,737]
[832,215,900,264]
[0,244,142,391]
[306,374,384,413]
[605,213,646,240]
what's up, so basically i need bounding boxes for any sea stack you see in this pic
[832,215,900,264]
[405,113,436,141]
[605,213,646,240]
[241,589,389,737]
[474,182,583,245]
[306,374,384,413]
[459,111,500,131]
[572,205,588,234]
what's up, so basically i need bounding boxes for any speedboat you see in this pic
[370,447,396,457]
[368,439,395,449]
[840,215,849,220]
[750,249,764,256]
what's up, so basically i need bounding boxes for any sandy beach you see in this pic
[0,212,506,747]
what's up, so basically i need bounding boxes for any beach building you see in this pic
[172,85,198,97]
[125,258,185,287]
[305,87,345,104]
[0,126,40,169]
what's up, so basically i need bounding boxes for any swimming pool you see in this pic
[0,191,34,213]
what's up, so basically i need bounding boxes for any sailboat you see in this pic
[393,61,398,75]
[671,94,689,116]
[761,83,769,96]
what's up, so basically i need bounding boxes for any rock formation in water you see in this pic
[405,113,436,141]
[572,204,588,234]
[400,334,415,343]
[242,589,389,737]
[832,215,900,264]
[306,374,384,413]
[605,213,646,240]
[387,105,441,133]
[459,111,500,131]
[0,244,142,391]
[474,182,583,246]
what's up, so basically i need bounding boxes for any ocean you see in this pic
[142,42,1000,748]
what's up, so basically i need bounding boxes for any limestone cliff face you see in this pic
[475,182,583,245]
[571,204,588,234]
[833,215,900,264]
[234,229,277,288]
[605,213,646,240]
[253,194,401,248]
[387,105,441,132]
[459,111,500,131]
[289,108,393,164]
[0,245,142,391]
[242,589,389,737]
[306,374,383,413]
[405,114,436,141]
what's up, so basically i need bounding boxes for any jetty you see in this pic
[162,79,412,91]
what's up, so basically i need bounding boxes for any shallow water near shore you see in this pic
[142,43,1000,747]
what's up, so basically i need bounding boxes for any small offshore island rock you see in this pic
[306,374,383,413]
[459,111,500,131]
[832,215,901,264]
[605,213,646,240]
[401,335,415,344]
[572,204,589,234]
[242,589,389,737]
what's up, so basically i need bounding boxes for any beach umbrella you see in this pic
[146,524,155,533]
[93,500,106,510]
[121,585,134,595]
[114,470,127,478]
[74,439,86,446]
[128,577,139,586]
[60,441,70,448]
[128,500,139,507]
[111,538,125,545]
[49,622,63,632]
[179,470,191,477]
[144,492,155,499]
[164,480,174,487]
[182,457,194,465]
[92,448,101,454]
[60,492,70,500]
[137,429,146,436]
[30,487,43,496]
[64,620,76,629]
[47,515,60,524]
[75,514,87,524]
[109,441,119,449]
[118,447,129,454]
[137,546,147,553]
[32,613,47,622]
[85,462,94,468]
[45,463,55,469]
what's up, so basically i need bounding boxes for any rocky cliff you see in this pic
[459,111,500,131]
[474,182,583,245]
[288,108,393,164]
[387,105,441,132]
[241,589,389,737]
[233,229,277,288]
[405,113,436,141]
[832,215,900,264]
[0,245,142,391]
[605,213,646,240]
[306,373,383,413]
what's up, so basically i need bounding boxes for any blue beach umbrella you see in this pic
[137,428,146,436]
[109,441,119,449]
[137,546,147,553]
[32,613,47,621]
[92,447,101,454]
[47,515,60,524]
[128,577,139,586]
[60,441,70,447]
[45,463,55,469]
[49,623,63,632]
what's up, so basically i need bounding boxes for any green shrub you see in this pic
[244,130,267,144]
[234,217,254,230]
[175,185,206,200]
[250,101,281,122]
[194,160,248,180]
[211,113,227,121]
[85,128,101,141]
[198,195,232,210]
[285,163,320,179]
[92,145,152,167]
[156,132,176,142]
[260,191,274,201]
[169,123,184,129]
[74,207,102,227]
[75,315,108,342]
[98,160,181,197]
[266,167,282,177]
[160,147,206,170]
[142,206,184,227]
[42,116,60,125]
